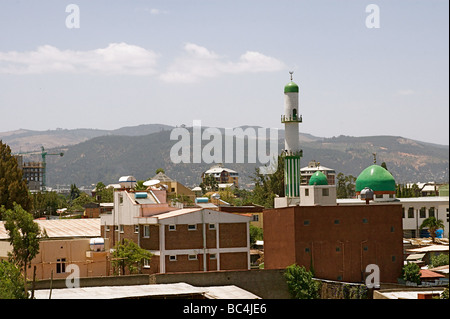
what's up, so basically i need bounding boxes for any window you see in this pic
[391,226,395,233]
[143,258,150,268]
[134,225,139,233]
[305,248,310,253]
[252,215,259,222]
[429,207,435,218]
[188,224,197,231]
[363,246,368,251]
[56,258,66,273]
[188,254,198,261]
[169,224,176,231]
[392,256,396,262]
[304,220,310,226]
[336,247,341,252]
[119,225,124,233]
[362,218,368,224]
[408,207,414,219]
[402,208,405,219]
[334,219,340,225]
[209,223,216,230]
[119,194,123,204]
[210,254,217,260]
[419,207,426,218]
[305,189,309,196]
[106,225,110,232]
[169,255,177,261]
[322,188,329,196]
[143,225,150,238]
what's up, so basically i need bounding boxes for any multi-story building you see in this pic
[202,164,239,187]
[100,177,251,274]
[14,155,44,191]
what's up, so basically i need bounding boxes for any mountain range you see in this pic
[1,124,448,188]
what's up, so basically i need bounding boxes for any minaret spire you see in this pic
[289,70,294,81]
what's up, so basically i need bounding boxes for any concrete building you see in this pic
[301,160,336,185]
[152,171,196,203]
[202,164,239,187]
[100,176,251,274]
[0,218,109,280]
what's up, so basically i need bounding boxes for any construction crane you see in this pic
[14,146,64,191]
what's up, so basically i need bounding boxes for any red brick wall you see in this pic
[219,223,247,248]
[264,204,403,283]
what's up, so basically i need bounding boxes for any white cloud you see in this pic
[0,43,159,75]
[397,89,415,96]
[160,43,286,83]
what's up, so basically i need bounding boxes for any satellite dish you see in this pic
[143,179,160,187]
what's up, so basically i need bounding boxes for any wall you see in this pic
[264,204,404,283]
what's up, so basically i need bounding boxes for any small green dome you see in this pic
[284,81,299,93]
[355,165,396,192]
[309,171,328,185]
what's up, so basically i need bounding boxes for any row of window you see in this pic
[403,207,437,219]
[168,254,217,261]
[106,224,217,238]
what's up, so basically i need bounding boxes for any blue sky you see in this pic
[0,0,448,145]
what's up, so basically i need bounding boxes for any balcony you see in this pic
[281,114,302,123]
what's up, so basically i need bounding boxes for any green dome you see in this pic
[284,81,299,93]
[355,165,396,192]
[309,171,328,185]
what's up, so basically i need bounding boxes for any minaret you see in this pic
[281,71,303,200]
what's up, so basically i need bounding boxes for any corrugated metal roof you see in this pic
[0,218,101,240]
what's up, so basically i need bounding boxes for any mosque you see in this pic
[264,74,448,283]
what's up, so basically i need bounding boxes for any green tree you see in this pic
[249,224,263,247]
[0,141,31,216]
[0,260,27,299]
[336,173,356,199]
[68,192,95,212]
[69,183,81,202]
[111,239,153,275]
[30,191,67,218]
[402,262,421,285]
[251,154,284,208]
[199,174,219,193]
[155,168,165,174]
[94,182,113,203]
[284,264,320,299]
[430,253,449,268]
[420,216,445,243]
[1,203,43,296]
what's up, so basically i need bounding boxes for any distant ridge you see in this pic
[1,124,448,187]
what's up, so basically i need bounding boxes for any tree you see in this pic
[402,262,421,285]
[155,168,165,174]
[336,173,356,199]
[284,264,320,299]
[199,174,219,193]
[111,239,153,275]
[251,154,284,208]
[69,183,81,202]
[249,224,263,247]
[1,203,43,296]
[0,260,27,299]
[420,216,445,243]
[0,141,31,216]
[94,182,113,203]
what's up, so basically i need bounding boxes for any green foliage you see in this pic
[68,192,95,212]
[0,141,31,216]
[111,239,153,275]
[1,203,42,295]
[250,154,284,208]
[402,262,421,284]
[284,264,320,299]
[249,225,263,247]
[430,253,449,268]
[69,183,81,201]
[440,286,449,299]
[199,174,219,193]
[396,183,421,198]
[336,172,356,199]
[30,191,67,218]
[0,260,27,299]
[94,182,113,203]
[420,216,445,242]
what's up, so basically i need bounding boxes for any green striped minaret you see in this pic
[284,155,301,197]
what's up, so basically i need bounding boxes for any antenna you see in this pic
[372,153,377,164]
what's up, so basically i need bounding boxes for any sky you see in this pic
[0,0,448,145]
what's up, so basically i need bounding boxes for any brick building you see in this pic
[100,181,251,274]
[264,204,404,283]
